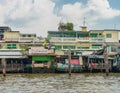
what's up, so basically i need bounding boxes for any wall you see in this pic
[4,31,20,42]
[103,30,119,42]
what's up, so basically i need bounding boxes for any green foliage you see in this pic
[66,22,73,31]
[58,22,66,31]
[19,44,29,56]
[58,22,74,31]
[45,37,50,43]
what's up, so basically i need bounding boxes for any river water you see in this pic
[0,73,120,93]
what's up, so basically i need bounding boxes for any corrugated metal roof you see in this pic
[0,51,22,56]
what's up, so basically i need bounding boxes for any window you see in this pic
[28,35,31,37]
[55,45,62,50]
[78,47,89,49]
[12,44,17,49]
[6,44,17,49]
[111,47,117,52]
[63,46,69,49]
[106,34,112,38]
[22,35,26,37]
[118,47,120,53]
[90,34,97,37]
[70,46,75,49]
[99,33,102,37]
[92,45,102,49]
[99,33,102,35]
[33,35,36,37]
[63,45,75,49]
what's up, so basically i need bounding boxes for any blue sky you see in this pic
[0,0,120,37]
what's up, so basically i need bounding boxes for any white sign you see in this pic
[29,47,53,54]
[55,50,64,55]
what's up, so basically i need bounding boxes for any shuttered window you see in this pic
[6,44,17,49]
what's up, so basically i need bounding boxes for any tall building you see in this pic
[48,28,120,55]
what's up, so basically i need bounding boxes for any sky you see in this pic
[0,0,120,37]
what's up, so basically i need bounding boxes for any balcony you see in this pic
[19,37,34,43]
[4,38,19,42]
[50,37,62,42]
[77,37,89,42]
[50,37,76,43]
[90,37,104,42]
[62,38,76,42]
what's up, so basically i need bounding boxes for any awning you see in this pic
[0,51,23,56]
[32,56,51,62]
[0,56,24,58]
[0,51,24,58]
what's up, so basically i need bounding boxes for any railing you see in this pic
[50,37,105,43]
[90,37,104,42]
[50,37,62,42]
[62,38,76,42]
[50,37,76,42]
[19,37,35,43]
[77,37,89,42]
[4,38,19,42]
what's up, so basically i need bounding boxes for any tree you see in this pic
[58,22,66,31]
[66,22,73,31]
[58,22,74,31]
[42,37,52,50]
[19,44,29,56]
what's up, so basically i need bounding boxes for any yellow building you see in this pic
[103,29,119,42]
[89,29,119,43]
[3,31,20,42]
[1,43,20,50]
[48,29,120,55]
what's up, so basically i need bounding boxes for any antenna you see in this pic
[80,17,87,32]
[83,17,86,26]
[114,24,116,30]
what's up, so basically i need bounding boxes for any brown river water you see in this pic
[0,73,120,93]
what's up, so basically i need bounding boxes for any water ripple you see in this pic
[0,73,120,93]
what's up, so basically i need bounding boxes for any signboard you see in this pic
[29,47,54,55]
[55,50,64,55]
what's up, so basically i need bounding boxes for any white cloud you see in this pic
[0,0,120,37]
[87,0,120,19]
[0,0,61,37]
[60,0,120,30]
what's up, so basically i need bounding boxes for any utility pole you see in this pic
[68,47,71,76]
[103,42,109,76]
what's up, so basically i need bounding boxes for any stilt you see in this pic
[11,60,13,73]
[32,61,34,73]
[2,68,6,77]
[21,60,24,73]
[103,42,109,76]
[68,48,71,76]
[2,58,6,77]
